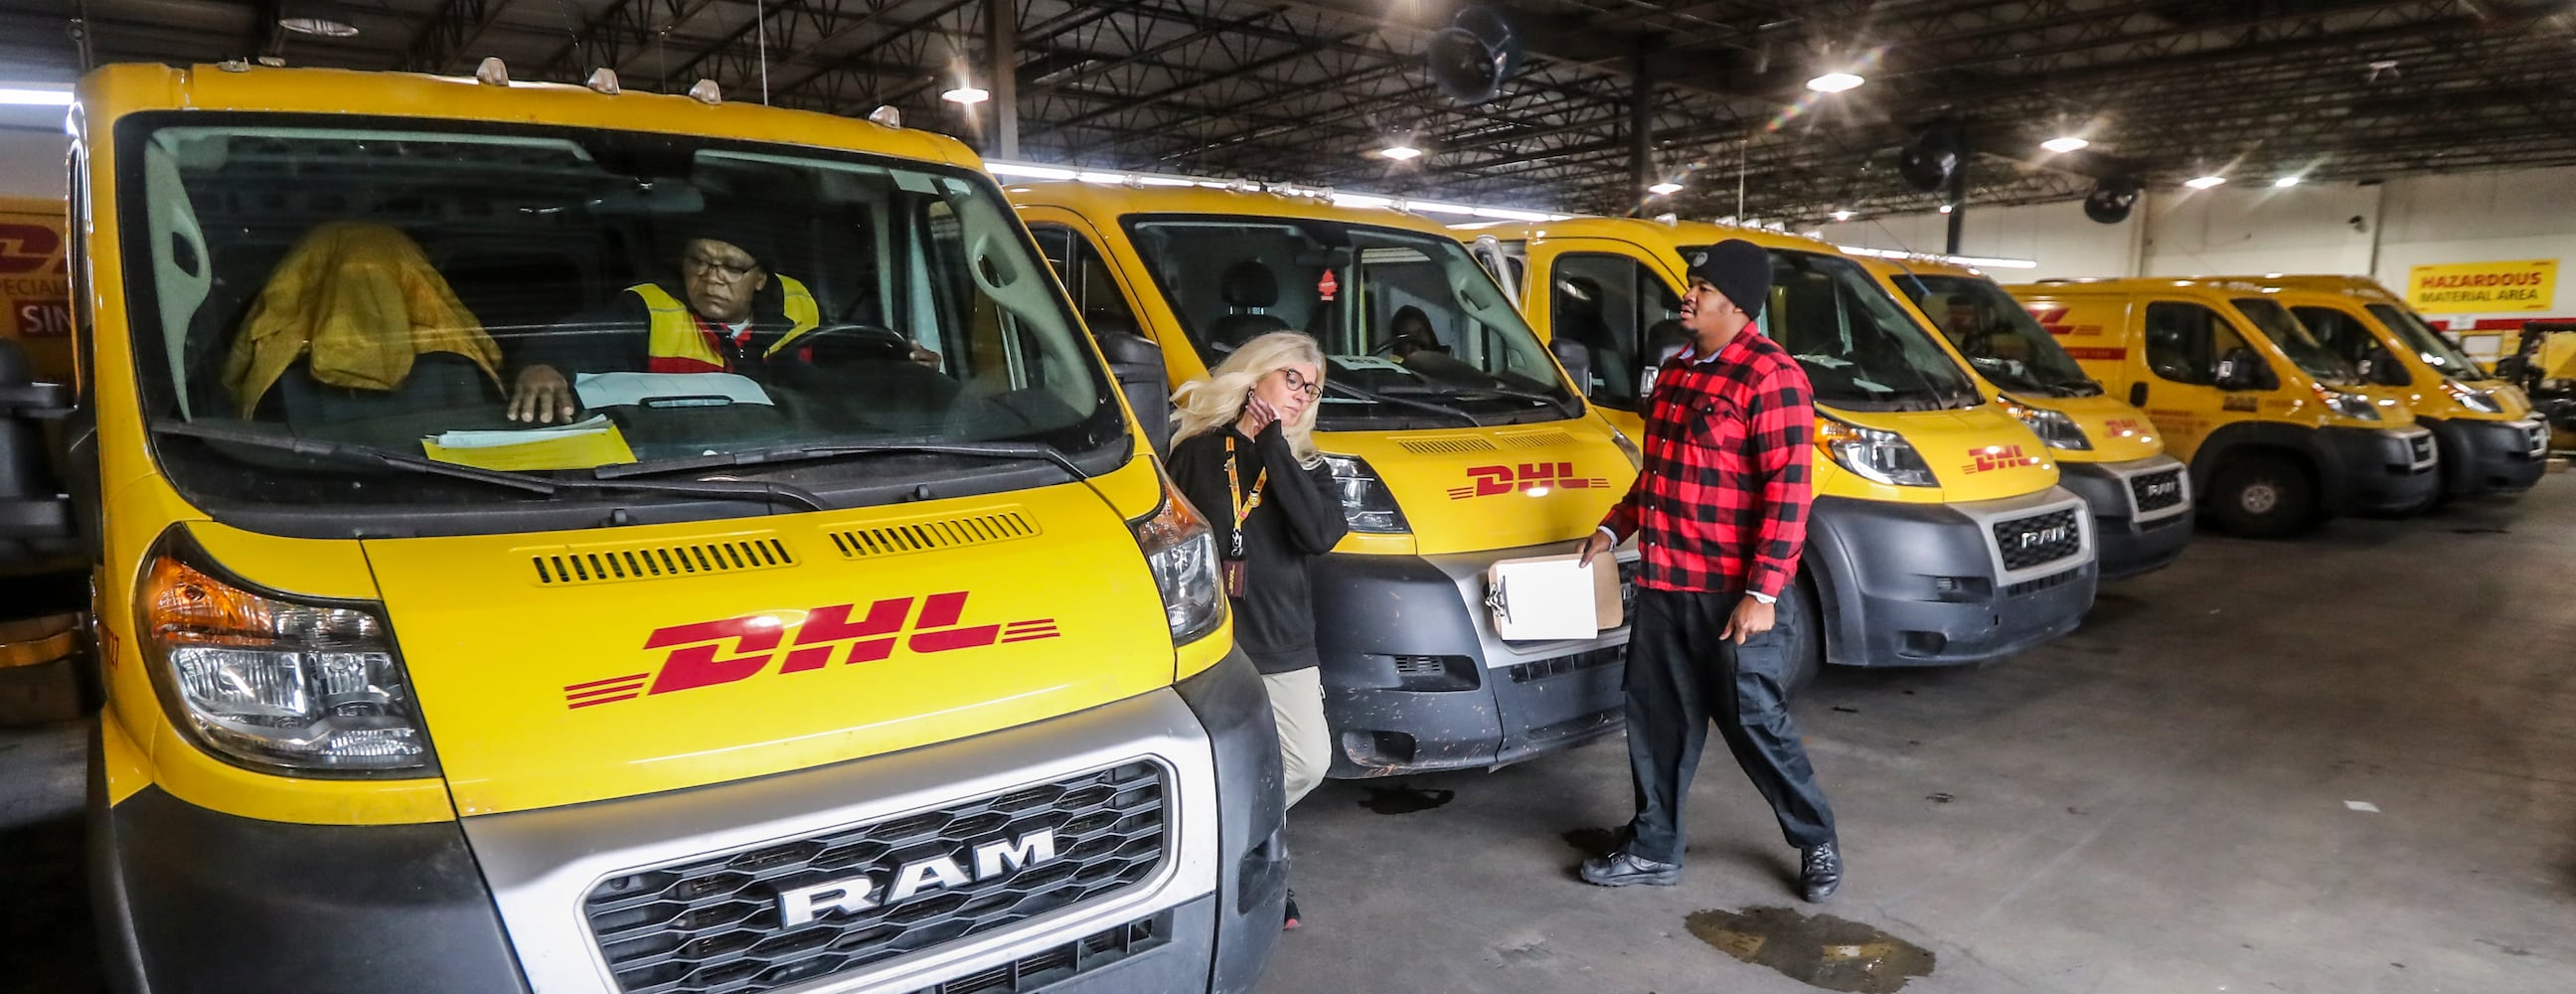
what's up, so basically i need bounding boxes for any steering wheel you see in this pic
[781,323,916,365]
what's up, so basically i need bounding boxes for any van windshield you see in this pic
[1680,247,1979,410]
[2366,302,2492,381]
[1885,272,2102,397]
[116,115,1121,525]
[1122,215,1576,428]
[2231,298,2358,385]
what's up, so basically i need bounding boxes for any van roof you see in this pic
[1000,179,1468,239]
[76,62,976,170]
[1452,216,1845,254]
[2008,276,2293,297]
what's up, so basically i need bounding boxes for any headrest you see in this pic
[1220,260,1279,309]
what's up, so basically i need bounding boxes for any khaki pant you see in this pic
[1263,667,1331,809]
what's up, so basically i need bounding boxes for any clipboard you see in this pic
[1484,548,1623,641]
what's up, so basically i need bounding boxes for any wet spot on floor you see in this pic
[1925,792,1953,804]
[1359,783,1454,814]
[2451,526,2509,535]
[1685,906,1934,993]
[1560,826,1622,856]
[1830,706,1859,714]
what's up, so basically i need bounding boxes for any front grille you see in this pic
[1392,655,1449,677]
[1993,509,2083,573]
[1507,645,1626,684]
[2128,469,2186,514]
[907,912,1169,994]
[2004,566,2086,598]
[586,762,1168,994]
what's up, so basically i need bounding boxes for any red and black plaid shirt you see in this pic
[1601,329,1815,597]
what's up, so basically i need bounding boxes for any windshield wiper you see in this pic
[1324,380,1488,426]
[594,438,1086,482]
[1382,384,1579,417]
[152,419,831,512]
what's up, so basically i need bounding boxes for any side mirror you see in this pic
[1093,329,1171,457]
[2359,347,2411,387]
[1548,338,1594,398]
[2213,349,2272,392]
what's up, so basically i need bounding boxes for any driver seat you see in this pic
[1205,260,1290,353]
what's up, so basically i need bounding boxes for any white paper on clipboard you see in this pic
[1484,549,1623,641]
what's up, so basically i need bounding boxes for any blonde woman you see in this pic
[1165,330,1348,931]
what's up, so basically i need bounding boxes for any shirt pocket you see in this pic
[1682,394,1754,470]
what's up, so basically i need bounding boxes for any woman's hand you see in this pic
[509,365,576,423]
[1238,394,1281,436]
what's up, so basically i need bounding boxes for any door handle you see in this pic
[2129,382,2148,407]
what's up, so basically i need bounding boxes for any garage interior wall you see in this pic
[0,126,70,200]
[1822,166,2576,329]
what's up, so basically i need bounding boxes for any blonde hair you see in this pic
[1171,330,1327,466]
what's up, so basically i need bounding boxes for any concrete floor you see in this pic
[5,477,2572,993]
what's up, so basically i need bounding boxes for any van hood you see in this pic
[366,479,1175,815]
[1830,405,2061,503]
[1320,415,1637,557]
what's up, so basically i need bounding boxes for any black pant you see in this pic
[1622,587,1836,863]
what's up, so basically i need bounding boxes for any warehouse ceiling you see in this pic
[6,0,2574,227]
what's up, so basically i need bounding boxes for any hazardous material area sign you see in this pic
[2407,259,2558,314]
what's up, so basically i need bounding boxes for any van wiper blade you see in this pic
[151,419,830,512]
[1383,384,1581,417]
[594,438,1085,482]
[1325,381,1487,426]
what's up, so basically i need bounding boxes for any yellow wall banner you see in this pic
[2406,258,2557,314]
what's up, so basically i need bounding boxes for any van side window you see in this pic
[2142,301,2248,386]
[2291,306,2376,367]
[1549,252,1676,411]
[1025,223,1142,340]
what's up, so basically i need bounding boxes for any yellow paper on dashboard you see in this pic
[420,415,637,471]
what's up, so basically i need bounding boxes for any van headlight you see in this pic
[1131,470,1226,644]
[2441,379,2503,414]
[2314,387,2381,421]
[1320,454,1410,534]
[1816,414,1938,487]
[2000,398,2092,451]
[139,531,433,775]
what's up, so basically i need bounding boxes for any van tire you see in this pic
[2208,454,2315,538]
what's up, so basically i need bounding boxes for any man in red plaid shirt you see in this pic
[1574,239,1842,902]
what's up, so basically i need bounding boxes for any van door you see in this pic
[1524,239,1681,425]
[2135,298,2270,460]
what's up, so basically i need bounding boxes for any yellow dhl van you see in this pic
[2007,278,2441,537]
[1863,255,2193,580]
[2214,274,2547,502]
[1462,218,2100,672]
[0,195,77,383]
[34,62,1286,993]
[1005,182,1640,776]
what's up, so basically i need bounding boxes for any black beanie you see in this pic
[1684,239,1772,322]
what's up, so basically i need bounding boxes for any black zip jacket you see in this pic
[1167,421,1350,674]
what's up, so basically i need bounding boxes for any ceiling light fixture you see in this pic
[2041,136,2089,154]
[940,85,991,105]
[1805,72,1864,93]
[1648,181,1684,196]
[1379,143,1424,161]
[0,87,74,107]
[2274,176,2302,188]
[2184,175,2227,190]
[1830,210,1855,222]
[1938,204,1954,215]
[277,1,360,38]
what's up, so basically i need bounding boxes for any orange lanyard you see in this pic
[1223,434,1267,558]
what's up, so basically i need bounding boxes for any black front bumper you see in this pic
[2321,425,2442,514]
[91,651,1286,994]
[2421,415,2548,498]
[2054,458,2195,581]
[1306,548,1630,778]
[1804,490,2100,668]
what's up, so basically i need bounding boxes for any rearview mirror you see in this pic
[2358,347,2411,387]
[2214,349,2273,392]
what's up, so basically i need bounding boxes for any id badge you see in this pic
[1221,559,1248,598]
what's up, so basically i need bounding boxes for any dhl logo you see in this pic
[563,590,1057,709]
[1962,444,2039,474]
[0,223,68,276]
[2103,417,2148,438]
[1449,462,1611,500]
[2026,304,2126,359]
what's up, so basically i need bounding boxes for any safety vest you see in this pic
[631,275,821,373]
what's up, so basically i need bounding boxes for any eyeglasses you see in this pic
[1276,367,1321,401]
[683,253,760,282]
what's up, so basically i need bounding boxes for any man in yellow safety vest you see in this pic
[506,228,934,423]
